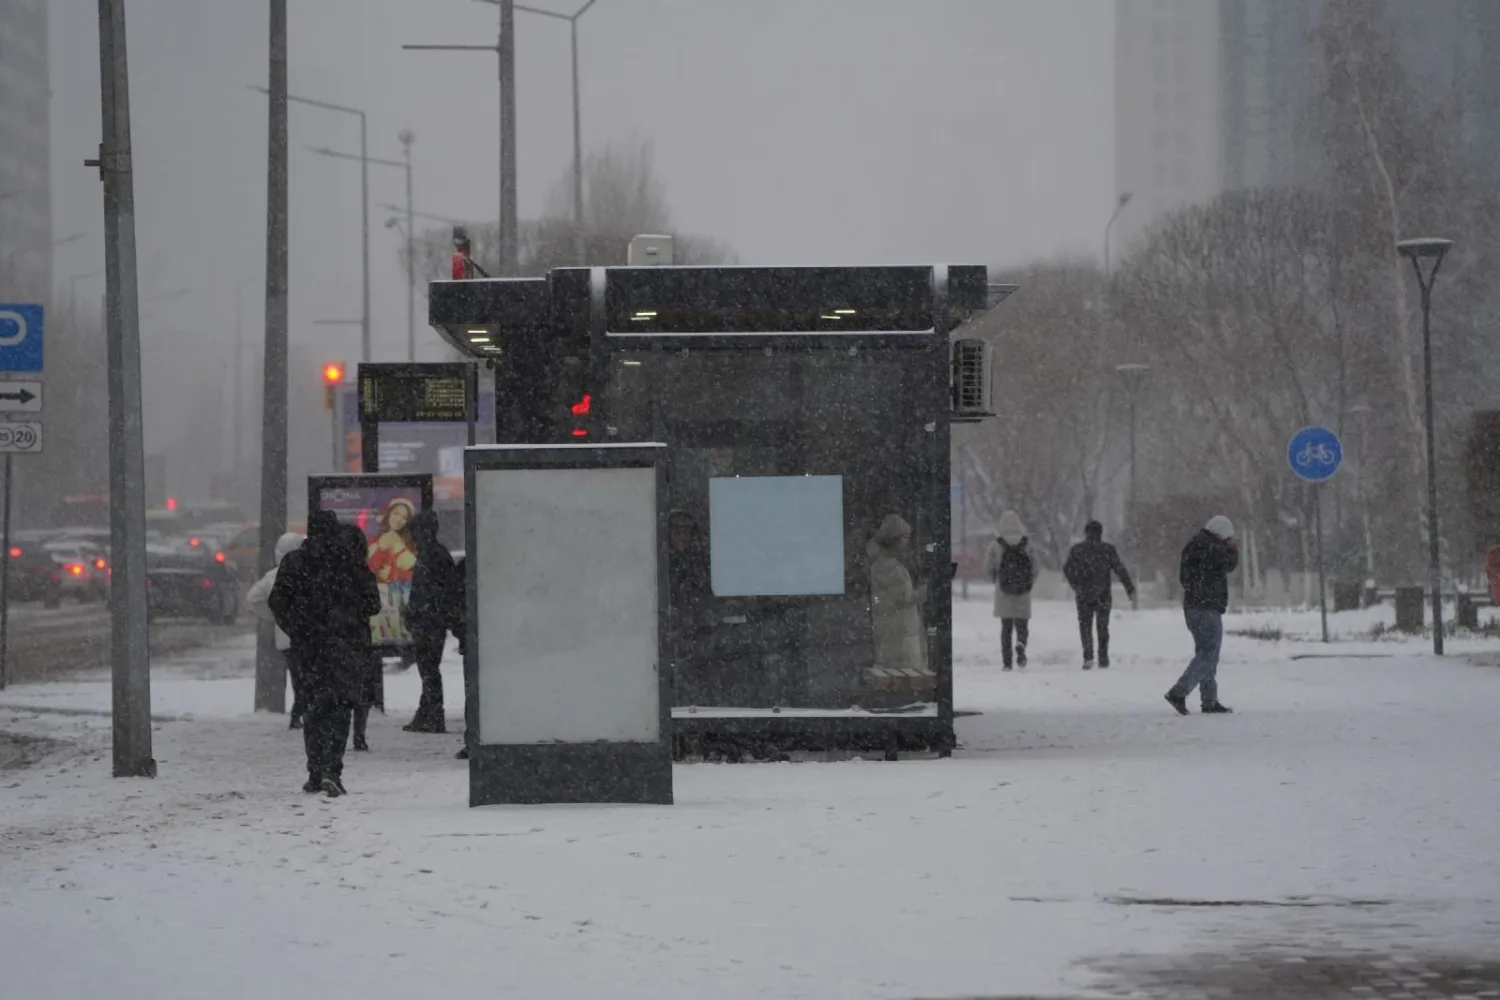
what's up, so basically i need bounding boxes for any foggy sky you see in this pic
[48,0,1112,451]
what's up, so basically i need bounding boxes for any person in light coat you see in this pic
[983,510,1035,670]
[867,514,928,675]
[247,531,306,728]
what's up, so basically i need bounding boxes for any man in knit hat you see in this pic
[1167,515,1239,715]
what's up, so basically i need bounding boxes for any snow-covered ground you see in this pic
[2,595,1498,999]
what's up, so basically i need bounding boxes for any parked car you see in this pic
[145,539,240,624]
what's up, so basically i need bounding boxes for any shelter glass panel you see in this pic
[610,347,939,715]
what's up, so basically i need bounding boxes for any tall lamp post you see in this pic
[1397,236,1454,656]
[248,86,370,362]
[1103,190,1133,278]
[309,134,417,361]
[481,0,602,265]
[1347,401,1375,581]
[1116,363,1149,536]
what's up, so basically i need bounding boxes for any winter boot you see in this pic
[303,775,322,794]
[1082,660,1095,671]
[1202,702,1233,714]
[455,746,469,760]
[1165,691,1189,716]
[1016,649,1027,668]
[321,776,346,798]
[352,706,370,751]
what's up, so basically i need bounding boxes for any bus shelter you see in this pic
[429,264,1008,758]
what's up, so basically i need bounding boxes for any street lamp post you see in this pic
[1115,363,1149,534]
[248,86,370,362]
[310,134,417,361]
[1397,236,1454,656]
[1347,402,1375,580]
[499,0,601,265]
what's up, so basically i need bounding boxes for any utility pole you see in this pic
[256,0,290,713]
[404,0,519,276]
[400,130,416,360]
[232,285,243,490]
[91,0,154,777]
[498,0,518,276]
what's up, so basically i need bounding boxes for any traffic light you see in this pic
[323,362,345,411]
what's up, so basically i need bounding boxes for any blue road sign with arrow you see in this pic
[1288,425,1343,483]
[0,304,44,373]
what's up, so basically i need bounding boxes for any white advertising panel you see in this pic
[475,465,660,745]
[708,475,845,597]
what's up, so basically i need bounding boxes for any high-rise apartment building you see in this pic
[0,0,51,302]
[1113,0,1225,255]
[1115,0,1500,254]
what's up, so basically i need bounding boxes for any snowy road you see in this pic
[1,596,1498,999]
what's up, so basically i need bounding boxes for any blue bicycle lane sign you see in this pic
[1288,425,1343,483]
[0,304,44,373]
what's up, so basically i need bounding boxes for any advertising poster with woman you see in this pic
[309,474,434,649]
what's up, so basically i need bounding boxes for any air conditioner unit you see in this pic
[951,339,993,421]
[627,234,674,267]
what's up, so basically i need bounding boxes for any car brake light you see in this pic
[189,538,200,547]
[215,552,225,563]
[68,563,84,576]
[95,558,108,570]
[201,577,214,589]
[7,547,20,559]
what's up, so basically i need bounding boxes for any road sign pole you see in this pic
[1,453,11,690]
[1315,484,1329,644]
[1288,426,1343,643]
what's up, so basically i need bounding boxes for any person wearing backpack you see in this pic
[983,510,1035,670]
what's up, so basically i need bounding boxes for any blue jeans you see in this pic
[1172,609,1223,707]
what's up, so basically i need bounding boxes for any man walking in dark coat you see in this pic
[270,510,381,796]
[1063,520,1137,669]
[403,511,460,734]
[1166,515,1239,715]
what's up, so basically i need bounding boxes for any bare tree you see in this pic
[405,134,735,282]
[957,260,1122,569]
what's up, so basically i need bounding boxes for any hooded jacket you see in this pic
[270,511,382,698]
[246,531,305,650]
[1180,524,1239,613]
[406,511,461,639]
[867,517,928,674]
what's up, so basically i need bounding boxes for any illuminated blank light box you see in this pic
[464,444,672,806]
[709,475,845,597]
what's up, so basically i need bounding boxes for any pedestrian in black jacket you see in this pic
[1166,515,1239,716]
[1063,521,1137,669]
[269,510,381,796]
[403,511,460,734]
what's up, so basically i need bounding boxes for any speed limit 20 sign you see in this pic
[0,421,43,454]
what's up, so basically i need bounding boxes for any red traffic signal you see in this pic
[322,362,345,385]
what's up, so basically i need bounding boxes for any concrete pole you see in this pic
[499,0,519,276]
[255,0,290,713]
[359,112,371,363]
[402,130,416,361]
[94,0,155,777]
[570,17,585,265]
